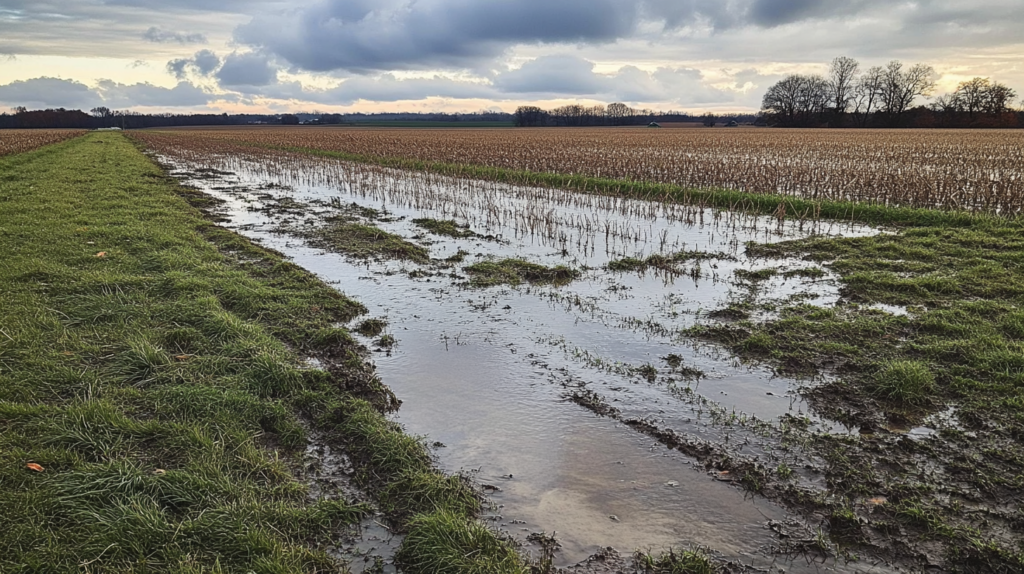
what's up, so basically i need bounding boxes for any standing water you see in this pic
[157,148,895,573]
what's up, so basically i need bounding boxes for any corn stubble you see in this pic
[0,129,85,156]
[139,126,1024,214]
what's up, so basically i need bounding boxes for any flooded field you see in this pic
[149,144,904,572]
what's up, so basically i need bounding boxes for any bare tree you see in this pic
[851,66,885,127]
[605,102,634,125]
[762,74,830,126]
[879,61,936,126]
[828,56,860,122]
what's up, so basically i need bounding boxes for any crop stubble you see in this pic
[143,126,1024,214]
[0,129,86,156]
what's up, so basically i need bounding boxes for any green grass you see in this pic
[298,218,430,263]
[411,218,479,239]
[464,258,580,287]
[607,250,734,274]
[873,360,935,405]
[689,220,1024,569]
[0,133,523,573]
[634,547,718,574]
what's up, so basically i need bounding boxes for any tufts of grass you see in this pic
[301,218,429,263]
[355,318,388,337]
[464,258,579,287]
[634,546,718,574]
[872,360,935,405]
[608,250,734,274]
[412,218,479,239]
[396,511,527,574]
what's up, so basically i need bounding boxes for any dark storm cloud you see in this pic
[234,0,639,73]
[216,52,277,87]
[166,50,221,80]
[248,55,731,107]
[0,77,98,109]
[142,26,207,44]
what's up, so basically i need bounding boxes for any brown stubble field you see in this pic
[146,126,1024,214]
[0,129,86,156]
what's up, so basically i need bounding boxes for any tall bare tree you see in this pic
[879,61,936,126]
[828,56,860,122]
[851,66,886,127]
[761,74,830,126]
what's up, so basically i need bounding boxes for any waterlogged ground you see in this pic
[150,148,905,573]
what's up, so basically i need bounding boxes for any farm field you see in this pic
[0,129,85,156]
[144,126,1024,214]
[3,127,1024,573]
[125,128,1024,573]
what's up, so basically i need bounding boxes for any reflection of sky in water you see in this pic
[162,152,898,573]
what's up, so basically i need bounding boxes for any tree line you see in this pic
[513,103,755,127]
[761,57,1021,128]
[0,108,516,130]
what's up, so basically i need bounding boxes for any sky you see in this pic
[0,0,1021,115]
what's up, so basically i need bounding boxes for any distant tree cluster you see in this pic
[762,57,1021,128]
[513,103,754,127]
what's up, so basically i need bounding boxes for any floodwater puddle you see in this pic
[157,149,898,572]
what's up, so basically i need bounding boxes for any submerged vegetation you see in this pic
[608,250,734,274]
[464,258,580,287]
[412,217,479,238]
[0,133,523,573]
[300,217,430,263]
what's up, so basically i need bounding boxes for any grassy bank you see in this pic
[0,133,523,573]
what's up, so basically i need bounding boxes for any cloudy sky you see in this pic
[0,0,1021,114]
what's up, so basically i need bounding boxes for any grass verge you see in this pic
[0,132,523,573]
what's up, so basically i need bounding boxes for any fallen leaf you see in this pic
[153,469,166,476]
[95,252,107,258]
[868,497,888,506]
[61,351,74,356]
[174,355,191,361]
[26,463,44,472]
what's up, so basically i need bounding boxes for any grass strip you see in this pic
[0,132,523,573]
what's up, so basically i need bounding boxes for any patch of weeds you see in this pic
[706,303,751,322]
[661,354,705,379]
[735,267,778,282]
[634,546,718,574]
[356,318,388,337]
[464,258,579,287]
[301,218,429,263]
[608,250,734,274]
[444,249,470,264]
[412,218,478,239]
[636,364,658,382]
[396,511,526,574]
[375,334,396,348]
[783,267,827,279]
[872,360,935,405]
